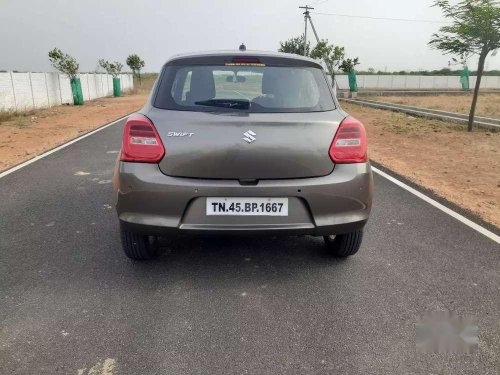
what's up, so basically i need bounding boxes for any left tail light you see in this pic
[120,114,165,163]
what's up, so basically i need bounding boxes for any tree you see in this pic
[279,36,348,83]
[309,39,346,75]
[339,58,361,92]
[126,54,146,85]
[278,34,311,56]
[98,59,123,77]
[339,58,360,73]
[278,36,359,88]
[429,0,500,131]
[48,48,79,79]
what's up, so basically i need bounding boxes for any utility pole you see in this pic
[298,6,339,94]
[300,6,335,88]
[299,5,314,56]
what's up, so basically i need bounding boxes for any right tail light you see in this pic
[329,116,368,164]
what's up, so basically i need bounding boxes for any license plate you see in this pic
[206,197,288,216]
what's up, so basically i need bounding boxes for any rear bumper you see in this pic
[114,162,373,236]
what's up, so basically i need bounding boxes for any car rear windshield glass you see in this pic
[154,65,335,113]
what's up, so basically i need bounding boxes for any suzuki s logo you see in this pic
[242,130,256,143]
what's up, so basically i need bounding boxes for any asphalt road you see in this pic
[1,119,499,375]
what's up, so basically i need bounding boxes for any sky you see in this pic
[1,0,499,73]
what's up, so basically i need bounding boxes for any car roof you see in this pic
[164,50,323,69]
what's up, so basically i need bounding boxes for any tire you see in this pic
[120,227,158,260]
[323,230,363,257]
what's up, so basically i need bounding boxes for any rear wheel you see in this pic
[323,230,363,257]
[120,227,158,260]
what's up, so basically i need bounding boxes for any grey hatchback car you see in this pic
[113,50,373,260]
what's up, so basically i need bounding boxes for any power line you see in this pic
[311,11,449,24]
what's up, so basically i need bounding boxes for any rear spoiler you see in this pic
[165,55,323,69]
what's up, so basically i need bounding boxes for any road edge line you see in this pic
[372,166,500,244]
[0,114,130,179]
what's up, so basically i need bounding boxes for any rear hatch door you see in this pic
[147,108,344,180]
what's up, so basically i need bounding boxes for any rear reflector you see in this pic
[329,116,368,164]
[120,114,165,163]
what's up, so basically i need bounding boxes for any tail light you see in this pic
[329,116,368,164]
[120,114,165,163]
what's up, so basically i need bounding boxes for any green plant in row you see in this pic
[48,48,146,104]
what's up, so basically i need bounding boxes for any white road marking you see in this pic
[0,115,129,179]
[231,90,251,100]
[78,358,116,375]
[372,167,500,244]
[100,359,116,375]
[74,171,91,176]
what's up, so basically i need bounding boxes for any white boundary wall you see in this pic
[0,72,134,111]
[335,74,500,90]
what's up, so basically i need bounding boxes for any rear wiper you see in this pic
[194,99,250,110]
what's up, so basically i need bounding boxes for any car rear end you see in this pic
[113,51,373,260]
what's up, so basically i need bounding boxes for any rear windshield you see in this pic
[153,64,335,113]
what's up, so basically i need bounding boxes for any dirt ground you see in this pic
[343,102,500,228]
[370,93,500,118]
[0,94,148,172]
